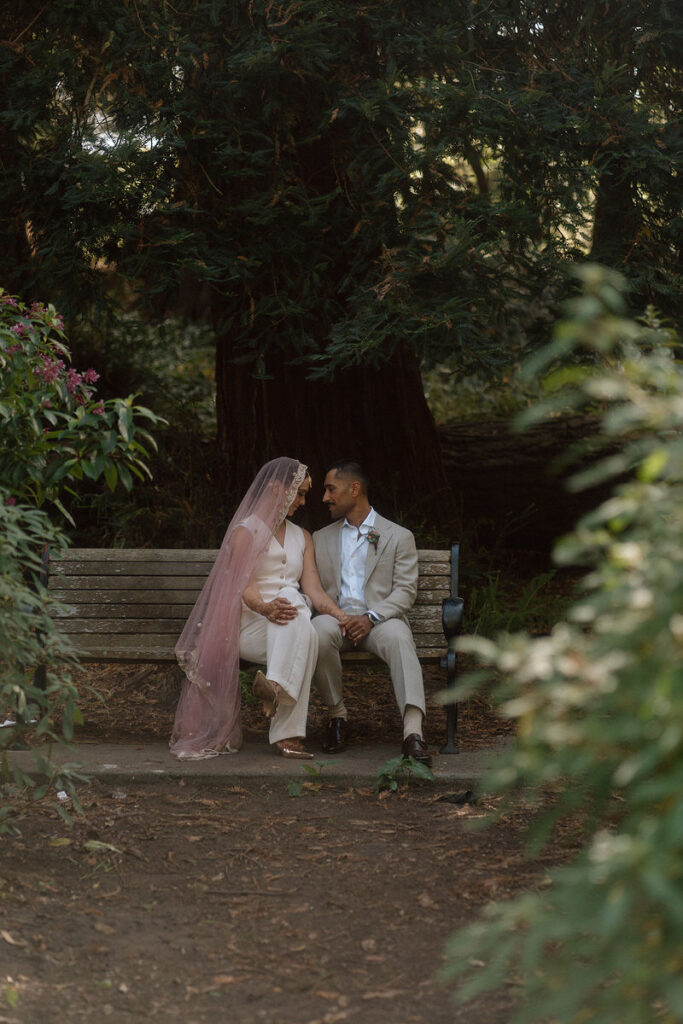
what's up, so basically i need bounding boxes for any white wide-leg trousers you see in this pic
[239,586,318,743]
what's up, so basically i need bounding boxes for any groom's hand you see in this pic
[336,613,351,637]
[345,613,373,646]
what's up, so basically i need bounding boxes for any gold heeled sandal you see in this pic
[274,738,314,760]
[253,670,280,719]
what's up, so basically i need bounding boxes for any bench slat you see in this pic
[51,589,209,606]
[51,581,450,603]
[56,619,187,635]
[54,547,452,562]
[55,613,444,634]
[49,575,210,591]
[53,589,448,618]
[65,636,179,660]
[52,550,450,576]
[66,640,444,663]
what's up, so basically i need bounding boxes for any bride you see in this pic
[170,457,346,760]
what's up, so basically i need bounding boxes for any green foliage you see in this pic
[423,362,546,425]
[443,267,683,1022]
[70,313,216,432]
[287,761,330,798]
[374,754,436,793]
[0,290,163,826]
[0,496,83,829]
[67,313,221,546]
[0,292,163,522]
[2,1,680,374]
[465,569,570,637]
[1,1,680,513]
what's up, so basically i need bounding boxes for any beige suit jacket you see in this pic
[313,513,418,623]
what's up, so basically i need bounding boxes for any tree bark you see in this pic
[215,338,455,534]
[591,157,641,266]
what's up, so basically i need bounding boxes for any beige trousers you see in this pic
[311,614,426,718]
[239,586,318,743]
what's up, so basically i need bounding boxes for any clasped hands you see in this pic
[337,612,373,646]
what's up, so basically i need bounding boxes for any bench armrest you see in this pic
[442,596,464,643]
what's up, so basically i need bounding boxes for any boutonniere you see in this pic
[367,529,380,549]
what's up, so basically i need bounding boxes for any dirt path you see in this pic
[0,776,580,1024]
[0,663,576,1023]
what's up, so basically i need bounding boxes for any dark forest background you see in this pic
[1,0,680,561]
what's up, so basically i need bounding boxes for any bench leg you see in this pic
[439,648,459,754]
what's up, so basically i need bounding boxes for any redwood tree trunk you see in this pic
[215,338,455,535]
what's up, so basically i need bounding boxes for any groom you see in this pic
[311,460,432,766]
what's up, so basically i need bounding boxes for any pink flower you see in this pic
[10,323,26,336]
[66,368,83,394]
[83,368,100,384]
[4,496,17,506]
[92,402,106,415]
[35,357,63,384]
[1,296,18,306]
[5,343,22,355]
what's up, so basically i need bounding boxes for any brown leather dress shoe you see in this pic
[321,717,348,753]
[401,733,433,767]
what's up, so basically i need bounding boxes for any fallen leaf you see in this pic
[48,837,72,848]
[362,989,404,1000]
[84,840,122,855]
[1,930,27,946]
[212,975,240,985]
[418,892,437,908]
[361,938,376,952]
[94,922,117,935]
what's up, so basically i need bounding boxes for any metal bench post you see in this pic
[440,542,464,754]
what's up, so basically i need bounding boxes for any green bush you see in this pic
[0,497,84,827]
[465,568,570,637]
[442,267,683,1023]
[0,290,163,826]
[0,292,161,519]
[67,312,222,547]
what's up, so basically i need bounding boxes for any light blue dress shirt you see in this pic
[339,509,381,621]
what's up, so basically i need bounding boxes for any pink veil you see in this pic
[170,457,308,759]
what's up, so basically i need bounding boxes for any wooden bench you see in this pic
[45,546,464,753]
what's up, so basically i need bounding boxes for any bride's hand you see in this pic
[263,597,298,624]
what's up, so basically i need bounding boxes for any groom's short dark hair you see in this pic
[327,459,369,495]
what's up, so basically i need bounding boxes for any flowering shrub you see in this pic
[0,291,161,517]
[0,290,162,826]
[442,268,683,1023]
[0,497,85,826]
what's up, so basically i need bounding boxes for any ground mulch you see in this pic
[65,660,514,752]
[1,665,577,1024]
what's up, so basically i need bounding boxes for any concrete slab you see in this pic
[6,738,513,790]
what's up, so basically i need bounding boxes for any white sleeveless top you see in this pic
[240,517,306,611]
